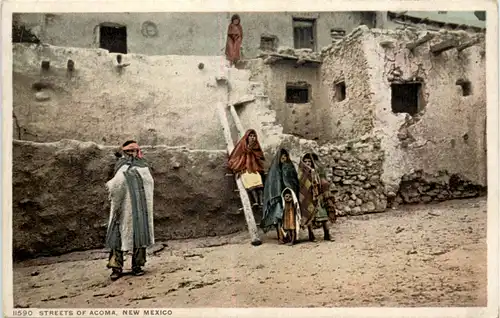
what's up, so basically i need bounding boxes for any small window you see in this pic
[391,82,423,115]
[100,25,127,54]
[456,79,472,96]
[293,18,315,50]
[286,83,310,104]
[335,81,346,101]
[260,36,277,52]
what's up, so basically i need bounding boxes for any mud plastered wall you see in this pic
[245,59,322,140]
[12,140,242,260]
[13,43,253,149]
[362,28,487,191]
[15,12,375,58]
[319,26,375,143]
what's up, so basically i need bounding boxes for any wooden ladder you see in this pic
[216,102,262,246]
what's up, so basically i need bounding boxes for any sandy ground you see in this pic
[13,197,487,308]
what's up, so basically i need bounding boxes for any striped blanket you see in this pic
[105,157,155,252]
[298,153,337,227]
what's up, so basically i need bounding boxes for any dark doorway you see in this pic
[100,25,127,54]
[391,82,423,115]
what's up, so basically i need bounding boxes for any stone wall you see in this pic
[277,134,387,215]
[12,139,243,260]
[13,43,253,149]
[392,170,487,207]
[318,136,387,215]
[15,12,375,58]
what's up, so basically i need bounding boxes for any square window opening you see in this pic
[286,83,310,104]
[293,18,316,51]
[456,79,472,96]
[100,25,127,54]
[335,81,346,101]
[391,82,423,115]
[260,36,277,52]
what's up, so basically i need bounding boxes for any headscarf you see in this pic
[113,141,149,175]
[122,142,144,159]
[227,129,264,174]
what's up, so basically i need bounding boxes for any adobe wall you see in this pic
[245,58,323,140]
[318,26,376,143]
[15,12,375,58]
[12,139,243,260]
[13,43,253,149]
[362,28,487,191]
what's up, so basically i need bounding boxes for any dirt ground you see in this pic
[13,197,487,308]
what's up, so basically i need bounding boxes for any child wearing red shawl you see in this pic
[227,129,265,207]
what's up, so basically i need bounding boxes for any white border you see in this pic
[2,1,498,317]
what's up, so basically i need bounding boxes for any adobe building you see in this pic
[11,13,487,259]
[13,12,377,57]
[13,11,485,57]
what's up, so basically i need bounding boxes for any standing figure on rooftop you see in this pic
[261,148,300,244]
[225,14,243,67]
[105,140,155,281]
[228,129,265,207]
[298,153,337,242]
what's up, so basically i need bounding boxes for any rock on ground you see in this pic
[13,197,486,308]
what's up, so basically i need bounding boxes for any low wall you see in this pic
[278,135,387,214]
[393,170,487,207]
[278,134,485,215]
[12,139,243,261]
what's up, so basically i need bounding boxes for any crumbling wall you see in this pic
[12,139,243,260]
[392,170,486,207]
[361,28,487,193]
[13,43,251,149]
[318,26,375,143]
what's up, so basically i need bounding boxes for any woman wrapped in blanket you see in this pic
[227,129,266,207]
[298,153,337,242]
[105,140,155,281]
[260,148,300,244]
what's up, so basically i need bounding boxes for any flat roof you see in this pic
[389,11,486,28]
